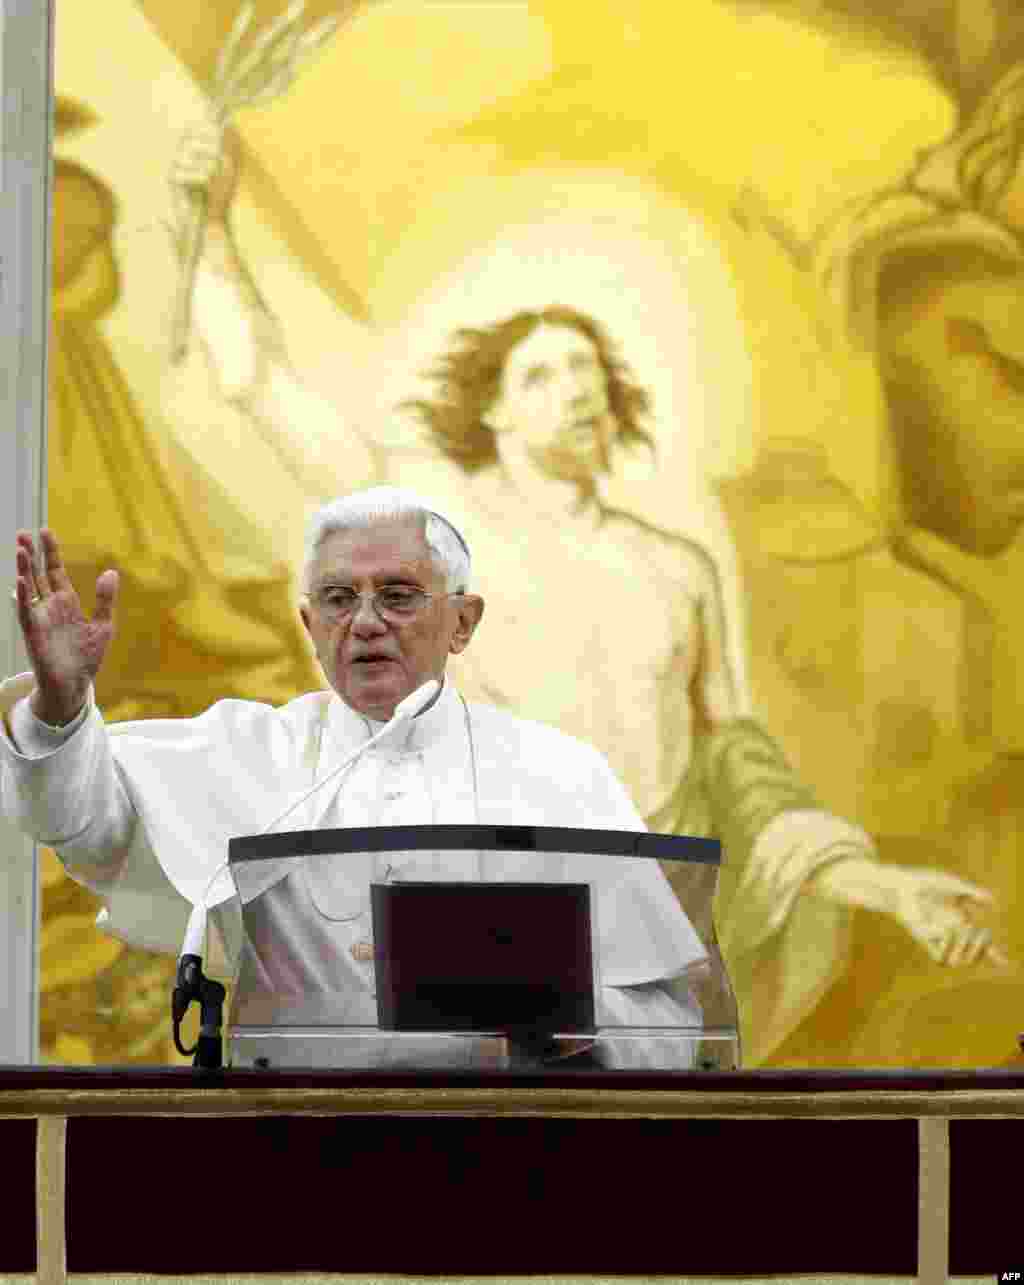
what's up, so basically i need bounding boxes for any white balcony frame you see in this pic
[0,0,54,1064]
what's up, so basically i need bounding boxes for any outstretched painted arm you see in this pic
[659,547,1000,969]
[171,119,380,495]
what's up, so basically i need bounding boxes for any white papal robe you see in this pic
[0,672,710,1067]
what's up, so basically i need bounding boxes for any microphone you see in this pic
[255,678,441,837]
[394,677,442,720]
[175,677,442,1006]
[173,677,442,1067]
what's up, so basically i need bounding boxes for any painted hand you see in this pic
[887,866,1008,967]
[170,116,241,226]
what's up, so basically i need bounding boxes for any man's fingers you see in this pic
[13,573,37,607]
[15,537,43,600]
[32,537,52,596]
[14,544,33,584]
[39,528,72,594]
[12,575,38,634]
[92,570,119,623]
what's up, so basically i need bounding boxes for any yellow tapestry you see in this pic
[42,0,1024,1068]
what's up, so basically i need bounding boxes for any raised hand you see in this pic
[13,529,119,725]
[169,116,242,228]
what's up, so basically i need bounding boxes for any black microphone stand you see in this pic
[172,954,226,1070]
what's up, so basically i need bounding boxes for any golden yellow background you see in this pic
[43,0,1024,1067]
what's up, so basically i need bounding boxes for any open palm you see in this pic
[13,529,118,722]
[890,866,1006,967]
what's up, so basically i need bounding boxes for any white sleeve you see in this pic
[8,694,89,756]
[0,680,136,861]
[568,741,710,986]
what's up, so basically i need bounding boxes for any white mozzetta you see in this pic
[0,672,707,1066]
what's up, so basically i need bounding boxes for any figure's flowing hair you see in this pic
[401,305,656,473]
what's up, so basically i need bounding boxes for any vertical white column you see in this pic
[0,0,54,1064]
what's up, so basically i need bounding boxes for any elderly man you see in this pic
[1,488,710,1069]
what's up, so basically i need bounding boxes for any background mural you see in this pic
[43,0,1024,1067]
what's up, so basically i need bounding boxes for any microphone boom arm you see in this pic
[171,679,441,1071]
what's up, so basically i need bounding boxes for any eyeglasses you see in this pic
[309,585,463,625]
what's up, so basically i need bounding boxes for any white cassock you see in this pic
[0,672,709,1068]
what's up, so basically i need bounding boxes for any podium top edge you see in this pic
[227,825,721,864]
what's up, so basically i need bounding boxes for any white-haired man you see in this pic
[1,488,708,1069]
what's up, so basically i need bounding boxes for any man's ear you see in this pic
[450,595,485,654]
[298,601,313,639]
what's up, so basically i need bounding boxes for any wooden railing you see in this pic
[3,1067,1024,1284]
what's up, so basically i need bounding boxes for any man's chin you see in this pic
[335,671,406,721]
[342,693,399,721]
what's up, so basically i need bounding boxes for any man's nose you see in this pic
[350,596,389,633]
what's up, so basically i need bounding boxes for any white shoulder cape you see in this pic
[0,672,706,986]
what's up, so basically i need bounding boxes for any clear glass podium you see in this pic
[224,825,739,1072]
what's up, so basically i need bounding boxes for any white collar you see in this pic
[325,674,461,757]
